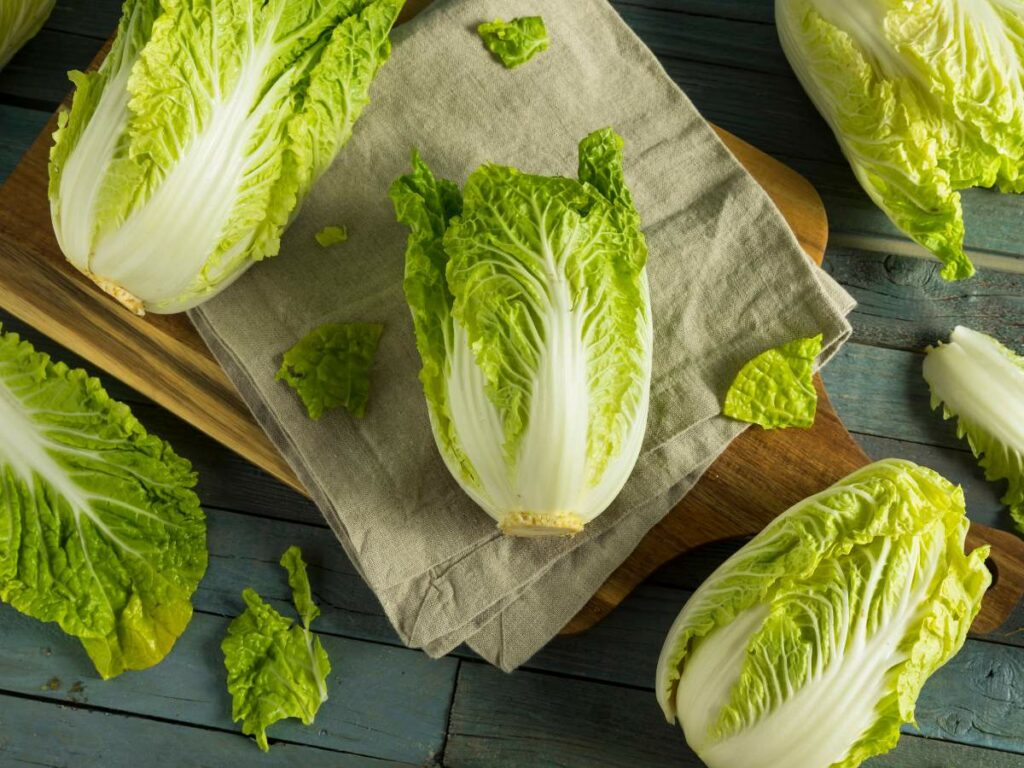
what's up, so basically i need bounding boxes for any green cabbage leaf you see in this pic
[477,16,549,69]
[722,334,822,429]
[314,225,349,248]
[0,328,207,679]
[390,129,652,536]
[656,459,991,768]
[923,325,1024,533]
[277,322,383,419]
[0,0,55,70]
[49,0,403,315]
[223,546,330,752]
[776,0,1024,281]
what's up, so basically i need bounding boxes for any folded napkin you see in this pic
[190,0,855,670]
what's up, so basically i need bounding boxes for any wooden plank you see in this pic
[823,249,1024,350]
[47,0,124,40]
[0,605,455,763]
[446,663,694,768]
[616,4,792,76]
[915,641,1024,754]
[615,0,775,24]
[0,106,48,183]
[0,692,416,767]
[445,663,1024,767]
[822,343,972,452]
[0,30,95,107]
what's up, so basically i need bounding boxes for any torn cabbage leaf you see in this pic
[923,325,1024,533]
[776,0,1024,281]
[390,128,652,536]
[49,0,403,314]
[276,322,383,419]
[722,334,821,429]
[0,0,55,70]
[223,546,330,752]
[478,16,548,69]
[656,459,990,768]
[314,225,349,248]
[0,327,207,679]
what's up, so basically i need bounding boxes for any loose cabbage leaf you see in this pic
[776,0,1024,281]
[314,225,349,248]
[722,334,822,429]
[0,328,207,679]
[223,546,330,752]
[49,0,403,314]
[277,322,383,420]
[0,0,55,70]
[390,129,652,535]
[477,16,548,69]
[656,459,990,768]
[923,325,1024,533]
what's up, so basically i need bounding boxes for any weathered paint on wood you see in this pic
[914,641,1024,754]
[0,605,455,763]
[48,0,126,39]
[0,30,96,106]
[445,663,1024,768]
[0,692,417,767]
[822,343,967,451]
[0,106,47,182]
[824,250,1024,350]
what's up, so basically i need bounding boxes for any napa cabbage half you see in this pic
[776,0,1024,281]
[49,0,403,314]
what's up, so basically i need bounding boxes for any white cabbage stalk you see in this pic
[656,459,991,768]
[390,129,653,536]
[923,325,1024,531]
[48,0,402,314]
[0,0,55,71]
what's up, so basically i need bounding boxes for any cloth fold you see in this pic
[190,0,856,671]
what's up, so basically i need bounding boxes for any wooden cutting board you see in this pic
[0,0,1020,637]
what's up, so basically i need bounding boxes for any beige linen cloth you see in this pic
[190,0,856,670]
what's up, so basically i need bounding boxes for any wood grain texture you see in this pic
[0,604,456,763]
[822,249,1024,350]
[0,692,416,767]
[445,662,1024,768]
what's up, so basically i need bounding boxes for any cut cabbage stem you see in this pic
[84,269,145,316]
[499,510,585,537]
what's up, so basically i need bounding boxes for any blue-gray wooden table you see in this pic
[1,2,1022,766]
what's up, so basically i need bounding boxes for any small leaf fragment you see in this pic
[477,16,548,69]
[314,225,348,248]
[723,334,822,429]
[223,547,330,752]
[276,322,383,419]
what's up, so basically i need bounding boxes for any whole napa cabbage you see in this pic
[389,129,653,536]
[657,459,991,768]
